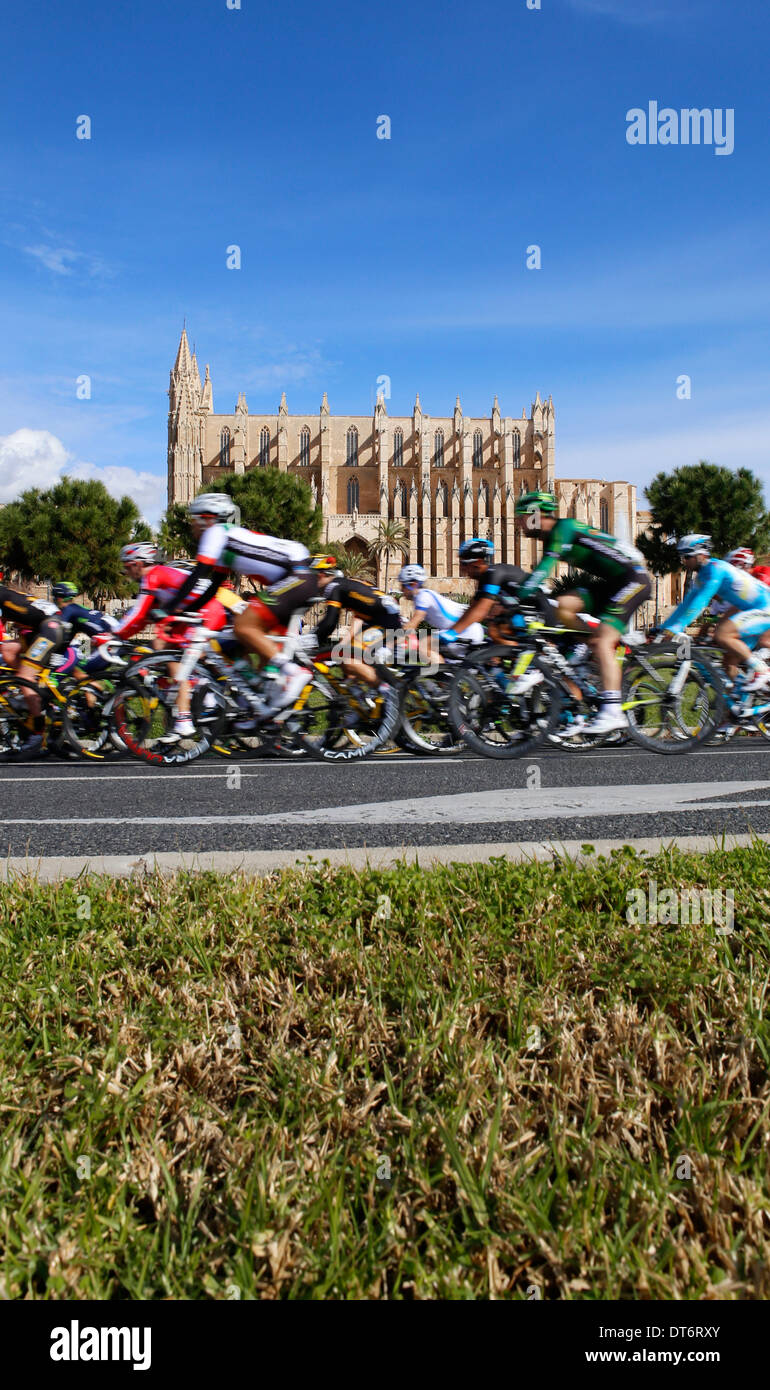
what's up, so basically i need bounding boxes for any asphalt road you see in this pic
[1,743,769,866]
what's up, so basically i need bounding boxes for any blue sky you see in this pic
[1,0,767,523]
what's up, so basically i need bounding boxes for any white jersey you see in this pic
[412,587,485,643]
[196,523,310,585]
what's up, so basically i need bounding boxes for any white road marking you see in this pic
[0,780,768,827]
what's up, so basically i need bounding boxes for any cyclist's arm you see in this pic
[663,569,720,634]
[163,560,219,616]
[314,598,343,646]
[452,595,496,634]
[112,591,156,639]
[518,520,575,597]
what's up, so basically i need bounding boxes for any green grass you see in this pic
[1,845,769,1300]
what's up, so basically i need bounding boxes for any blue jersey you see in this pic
[666,560,770,634]
[58,603,117,638]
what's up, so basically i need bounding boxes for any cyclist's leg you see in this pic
[716,613,770,685]
[17,617,68,717]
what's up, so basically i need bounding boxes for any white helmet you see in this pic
[399,564,426,585]
[120,542,159,565]
[676,533,712,556]
[188,493,238,525]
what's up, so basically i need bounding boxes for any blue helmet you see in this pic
[459,537,494,563]
[677,534,712,556]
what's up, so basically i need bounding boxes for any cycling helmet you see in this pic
[725,547,755,569]
[399,564,426,585]
[51,580,79,600]
[309,555,343,576]
[676,534,712,556]
[459,537,494,563]
[188,493,238,524]
[514,490,559,517]
[120,542,159,565]
[751,565,770,586]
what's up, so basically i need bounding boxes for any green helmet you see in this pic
[514,490,559,518]
[51,580,79,600]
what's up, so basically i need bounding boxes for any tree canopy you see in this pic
[0,477,142,601]
[637,461,770,574]
[160,471,323,558]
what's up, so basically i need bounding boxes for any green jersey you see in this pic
[519,518,646,597]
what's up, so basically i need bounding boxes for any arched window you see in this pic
[600,500,609,532]
[259,426,270,467]
[220,428,230,467]
[434,429,444,468]
[480,480,490,516]
[513,432,521,467]
[436,480,448,512]
[473,430,483,469]
[393,429,404,467]
[347,477,359,512]
[346,426,359,467]
[397,480,408,514]
[299,426,311,467]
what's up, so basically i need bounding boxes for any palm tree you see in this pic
[327,543,376,582]
[368,520,409,591]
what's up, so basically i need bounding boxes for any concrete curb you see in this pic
[2,834,769,881]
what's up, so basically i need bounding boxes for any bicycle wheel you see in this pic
[448,647,562,759]
[622,644,726,753]
[0,676,50,759]
[110,660,212,765]
[396,667,465,755]
[61,680,113,758]
[287,664,401,762]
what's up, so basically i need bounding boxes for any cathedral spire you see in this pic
[173,327,193,376]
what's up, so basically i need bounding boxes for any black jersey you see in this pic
[315,578,402,645]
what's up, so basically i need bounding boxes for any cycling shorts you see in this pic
[573,566,652,634]
[237,571,319,634]
[729,608,770,641]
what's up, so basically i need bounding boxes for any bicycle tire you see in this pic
[621,644,726,753]
[448,646,563,759]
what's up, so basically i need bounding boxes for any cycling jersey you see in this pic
[665,559,770,635]
[475,563,528,602]
[519,519,646,595]
[112,564,233,639]
[412,588,485,643]
[315,578,402,646]
[195,523,310,584]
[56,603,117,639]
[0,585,59,631]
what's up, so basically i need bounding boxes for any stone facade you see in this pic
[168,328,659,619]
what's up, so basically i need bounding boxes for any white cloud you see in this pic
[0,428,165,524]
[0,428,69,500]
[21,244,112,278]
[68,462,165,525]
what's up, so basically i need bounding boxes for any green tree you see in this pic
[637,461,770,572]
[157,503,194,559]
[158,472,323,558]
[368,520,409,591]
[0,478,141,603]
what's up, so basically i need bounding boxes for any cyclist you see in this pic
[0,582,69,741]
[164,494,314,712]
[49,581,118,676]
[439,538,529,637]
[97,541,239,739]
[658,535,770,691]
[725,547,755,571]
[398,564,486,646]
[509,492,652,735]
[303,558,401,691]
